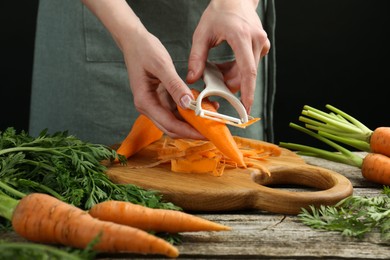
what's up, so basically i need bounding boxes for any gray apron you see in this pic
[30,0,276,145]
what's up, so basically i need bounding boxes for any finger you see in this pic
[216,62,241,93]
[145,107,205,139]
[157,65,195,110]
[252,36,271,69]
[260,38,271,58]
[215,61,235,75]
[186,33,209,84]
[134,84,204,139]
[228,37,257,113]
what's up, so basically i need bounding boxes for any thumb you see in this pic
[186,39,209,84]
[160,67,194,109]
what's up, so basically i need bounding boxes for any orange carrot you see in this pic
[11,193,179,258]
[89,200,231,233]
[178,89,245,167]
[115,114,163,161]
[361,153,390,185]
[369,127,390,157]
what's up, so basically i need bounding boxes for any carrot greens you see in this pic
[0,240,97,260]
[0,127,184,258]
[298,186,390,241]
[0,127,179,211]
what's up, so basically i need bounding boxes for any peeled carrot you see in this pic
[11,193,179,258]
[89,200,231,233]
[115,114,163,161]
[178,89,245,167]
[361,153,390,185]
[369,127,390,157]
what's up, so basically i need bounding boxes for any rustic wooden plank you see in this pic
[97,210,389,259]
[171,206,389,259]
[3,154,389,259]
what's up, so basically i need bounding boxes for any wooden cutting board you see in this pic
[106,139,353,214]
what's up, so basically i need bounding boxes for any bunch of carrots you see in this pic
[280,104,390,185]
[115,88,281,176]
[0,182,231,258]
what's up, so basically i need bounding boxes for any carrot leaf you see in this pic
[0,240,97,260]
[0,127,180,210]
[299,186,390,241]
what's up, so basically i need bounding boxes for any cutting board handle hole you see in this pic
[250,166,336,191]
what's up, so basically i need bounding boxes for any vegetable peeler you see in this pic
[187,62,259,128]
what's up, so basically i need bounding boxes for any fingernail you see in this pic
[186,70,194,81]
[180,94,193,109]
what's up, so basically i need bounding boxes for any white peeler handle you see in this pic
[196,62,249,123]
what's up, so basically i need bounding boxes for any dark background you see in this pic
[1,1,389,147]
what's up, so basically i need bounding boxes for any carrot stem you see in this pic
[317,130,370,152]
[0,242,86,260]
[300,104,373,147]
[0,193,19,221]
[280,123,363,168]
[324,104,372,133]
[0,180,26,199]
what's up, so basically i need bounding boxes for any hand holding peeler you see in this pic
[187,62,259,128]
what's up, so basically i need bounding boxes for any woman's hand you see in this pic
[186,0,271,114]
[121,26,204,139]
[82,0,203,139]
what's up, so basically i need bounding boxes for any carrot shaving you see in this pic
[244,158,271,177]
[117,128,282,176]
[136,136,282,176]
[234,136,282,156]
[124,159,170,169]
[171,157,219,174]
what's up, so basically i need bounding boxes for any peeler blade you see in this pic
[188,62,260,128]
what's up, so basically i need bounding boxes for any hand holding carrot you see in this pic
[82,0,203,140]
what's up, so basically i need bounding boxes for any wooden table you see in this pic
[2,155,389,259]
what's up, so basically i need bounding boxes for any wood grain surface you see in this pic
[106,139,353,214]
